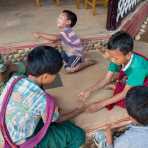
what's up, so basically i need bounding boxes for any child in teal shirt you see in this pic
[79,31,148,112]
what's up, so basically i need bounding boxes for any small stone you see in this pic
[141,24,146,29]
[140,29,145,33]
[135,34,141,40]
[139,31,144,35]
[14,53,21,59]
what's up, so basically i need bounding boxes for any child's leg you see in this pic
[67,55,82,68]
[35,120,85,148]
[60,51,69,64]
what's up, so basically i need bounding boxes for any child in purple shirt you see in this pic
[34,10,84,71]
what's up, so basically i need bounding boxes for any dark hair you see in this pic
[27,46,63,76]
[126,86,148,125]
[63,10,77,27]
[107,31,134,55]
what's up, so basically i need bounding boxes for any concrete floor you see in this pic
[0,0,108,45]
[0,1,148,145]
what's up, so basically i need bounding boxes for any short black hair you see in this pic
[27,46,63,76]
[107,31,134,55]
[126,86,148,125]
[63,10,77,27]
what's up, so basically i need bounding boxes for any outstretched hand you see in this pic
[32,32,41,39]
[85,101,105,113]
[78,89,91,102]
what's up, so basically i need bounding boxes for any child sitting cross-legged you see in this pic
[0,46,85,148]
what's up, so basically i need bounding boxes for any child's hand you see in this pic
[79,89,91,102]
[104,84,116,90]
[33,32,41,39]
[104,124,112,145]
[85,101,104,113]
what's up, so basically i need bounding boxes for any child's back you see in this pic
[0,75,48,143]
[0,46,85,148]
[114,124,148,148]
[114,86,148,148]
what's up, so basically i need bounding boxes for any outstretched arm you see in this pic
[57,105,86,122]
[79,71,114,101]
[86,84,131,112]
[33,32,60,42]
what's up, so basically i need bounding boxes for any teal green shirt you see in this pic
[108,54,148,86]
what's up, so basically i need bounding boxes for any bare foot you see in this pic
[65,59,97,74]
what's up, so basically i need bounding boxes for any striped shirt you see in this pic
[60,27,84,57]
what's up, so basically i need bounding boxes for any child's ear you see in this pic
[66,20,71,26]
[43,73,56,84]
[126,52,132,60]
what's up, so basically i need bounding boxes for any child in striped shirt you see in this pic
[34,10,84,72]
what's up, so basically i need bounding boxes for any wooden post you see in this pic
[36,0,41,6]
[103,0,108,7]
[92,0,97,15]
[76,0,80,9]
[84,0,88,9]
[55,0,60,5]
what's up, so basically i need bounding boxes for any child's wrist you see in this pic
[88,87,95,93]
[37,34,41,39]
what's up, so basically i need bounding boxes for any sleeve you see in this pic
[39,98,59,122]
[108,62,121,73]
[15,62,26,75]
[127,68,146,86]
[52,108,59,122]
[59,31,71,44]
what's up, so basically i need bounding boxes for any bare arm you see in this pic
[79,72,114,100]
[90,116,133,146]
[88,72,114,93]
[100,84,131,108]
[86,84,132,112]
[57,106,86,122]
[33,32,60,42]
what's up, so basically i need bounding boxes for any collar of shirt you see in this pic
[122,53,134,72]
[128,124,148,132]
[64,27,72,32]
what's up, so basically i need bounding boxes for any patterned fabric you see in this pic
[117,0,142,22]
[0,54,7,73]
[60,27,84,57]
[61,50,82,68]
[0,76,59,144]
[0,62,26,97]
